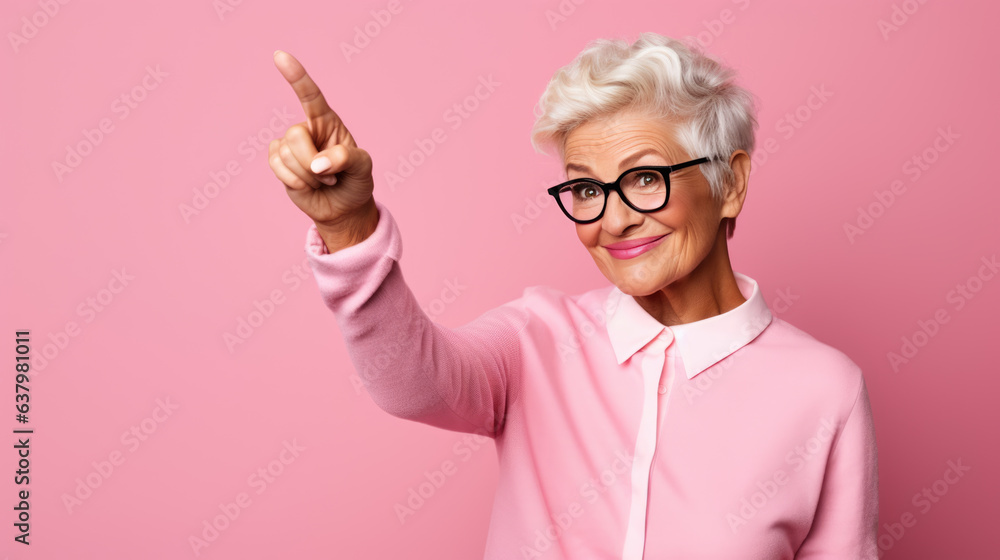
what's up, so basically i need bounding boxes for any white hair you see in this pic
[530,32,759,238]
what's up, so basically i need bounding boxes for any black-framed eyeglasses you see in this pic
[546,156,719,224]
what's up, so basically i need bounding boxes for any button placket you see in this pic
[654,340,677,466]
[620,329,673,560]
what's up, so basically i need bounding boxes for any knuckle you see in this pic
[286,123,309,139]
[279,143,295,163]
[332,143,349,160]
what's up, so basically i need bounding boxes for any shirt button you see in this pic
[658,384,667,395]
[658,329,674,347]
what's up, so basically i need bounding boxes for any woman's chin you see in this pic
[609,268,661,297]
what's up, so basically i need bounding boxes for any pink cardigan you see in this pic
[304,199,879,559]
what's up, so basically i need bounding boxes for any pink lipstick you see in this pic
[603,234,669,259]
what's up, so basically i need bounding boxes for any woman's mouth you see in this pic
[604,234,669,259]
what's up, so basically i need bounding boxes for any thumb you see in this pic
[309,152,337,185]
[311,144,371,182]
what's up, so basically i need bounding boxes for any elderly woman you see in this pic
[270,32,878,559]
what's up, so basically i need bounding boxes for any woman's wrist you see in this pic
[314,198,380,254]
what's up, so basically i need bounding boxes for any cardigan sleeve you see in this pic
[795,372,880,558]
[303,199,531,438]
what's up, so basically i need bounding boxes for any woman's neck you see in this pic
[633,231,746,327]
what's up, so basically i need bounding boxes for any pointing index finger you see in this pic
[273,50,335,134]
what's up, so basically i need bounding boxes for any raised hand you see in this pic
[270,49,378,247]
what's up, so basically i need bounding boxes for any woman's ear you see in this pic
[721,150,751,221]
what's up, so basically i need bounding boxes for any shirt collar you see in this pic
[604,272,773,379]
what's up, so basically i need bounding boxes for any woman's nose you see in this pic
[602,190,642,233]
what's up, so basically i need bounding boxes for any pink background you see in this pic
[3,0,998,558]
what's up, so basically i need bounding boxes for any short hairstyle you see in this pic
[530,32,759,238]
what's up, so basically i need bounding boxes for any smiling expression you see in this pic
[562,110,743,297]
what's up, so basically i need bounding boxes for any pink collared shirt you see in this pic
[304,199,879,559]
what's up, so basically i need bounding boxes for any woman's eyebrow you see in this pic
[565,148,664,176]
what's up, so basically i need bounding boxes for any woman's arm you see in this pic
[304,198,530,438]
[268,52,528,437]
[795,373,880,558]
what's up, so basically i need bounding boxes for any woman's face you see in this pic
[562,111,741,297]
